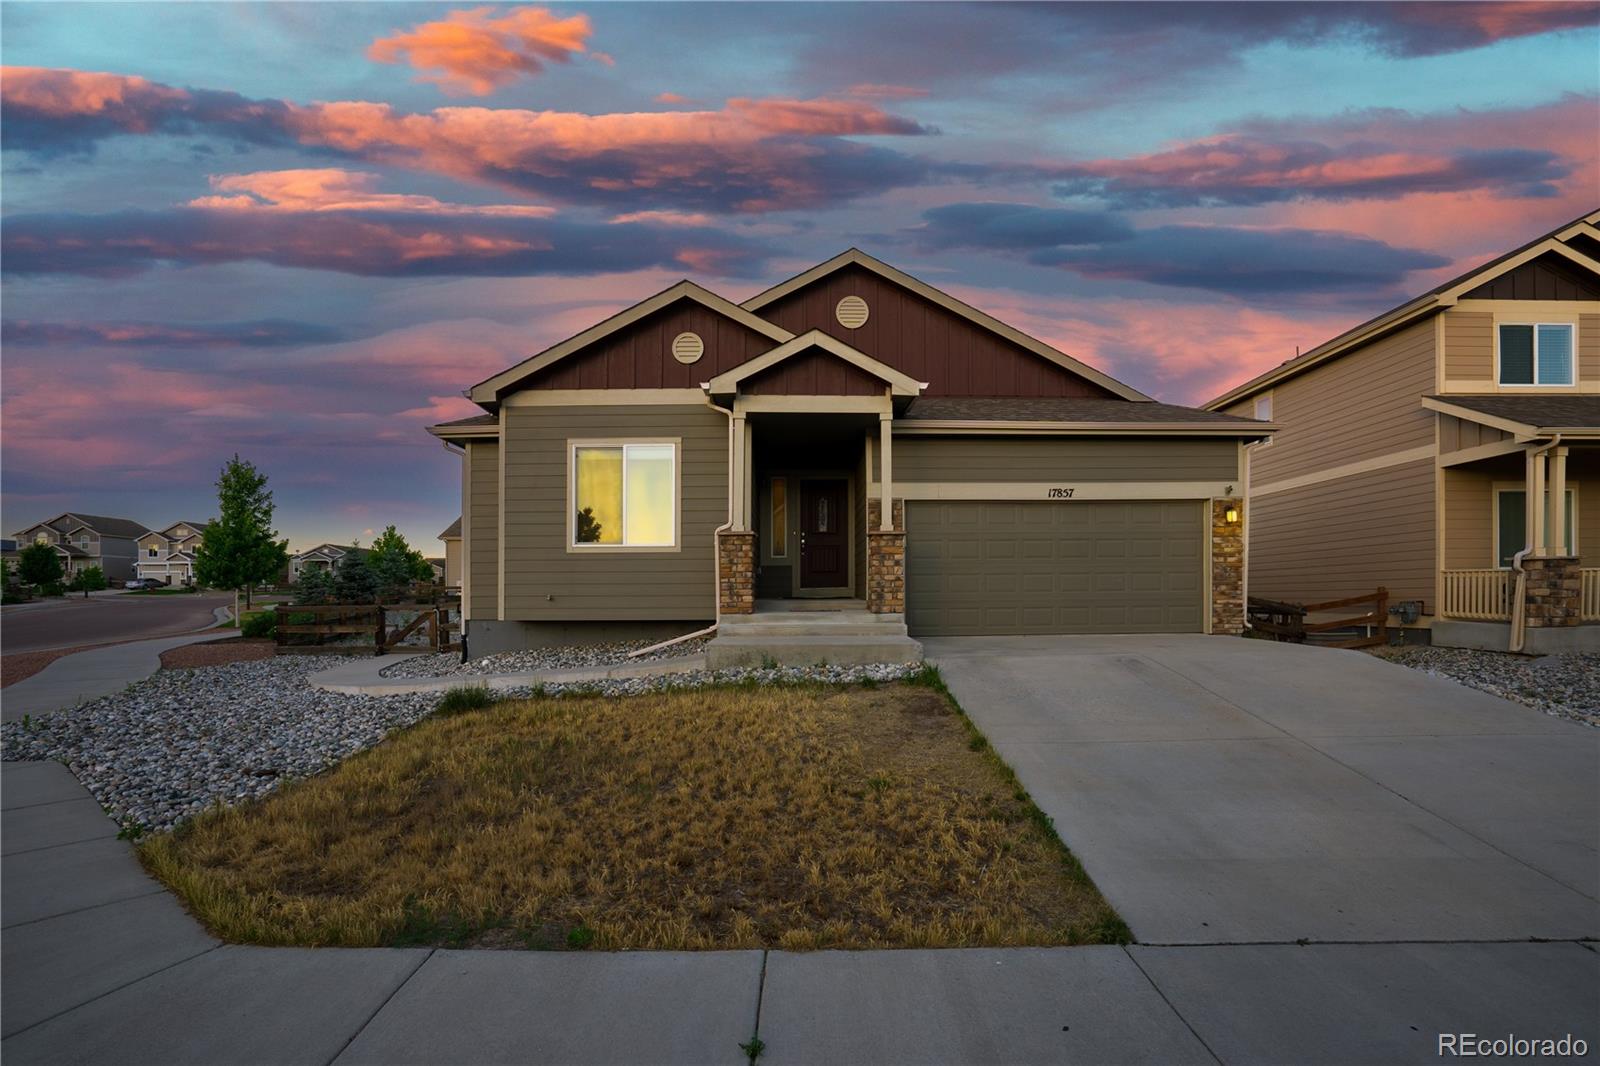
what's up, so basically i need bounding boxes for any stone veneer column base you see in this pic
[1211,498,1245,636]
[865,498,906,615]
[717,531,755,615]
[1522,555,1581,628]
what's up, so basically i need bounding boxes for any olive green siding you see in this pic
[466,440,500,620]
[880,436,1241,483]
[500,404,725,620]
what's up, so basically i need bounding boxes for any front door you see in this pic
[799,479,848,589]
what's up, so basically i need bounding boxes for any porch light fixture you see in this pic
[1224,504,1240,524]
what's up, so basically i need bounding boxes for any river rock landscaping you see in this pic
[1371,647,1599,726]
[1,654,924,832]
[379,635,712,678]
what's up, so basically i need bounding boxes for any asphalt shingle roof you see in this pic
[1429,394,1600,430]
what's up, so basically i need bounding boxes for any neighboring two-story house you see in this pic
[134,521,209,585]
[429,249,1274,661]
[11,513,146,583]
[1206,210,1600,653]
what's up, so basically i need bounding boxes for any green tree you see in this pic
[68,565,108,598]
[17,542,64,592]
[194,455,291,625]
[367,525,433,599]
[294,567,336,605]
[334,551,377,603]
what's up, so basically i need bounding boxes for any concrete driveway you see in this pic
[925,635,1599,945]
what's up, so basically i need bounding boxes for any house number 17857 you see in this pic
[1046,487,1075,498]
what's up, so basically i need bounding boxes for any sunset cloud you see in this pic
[1,68,932,211]
[187,168,554,216]
[368,6,600,96]
[1,318,343,348]
[2,206,770,278]
[1052,94,1594,208]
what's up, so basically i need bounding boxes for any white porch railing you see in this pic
[1440,569,1511,621]
[1583,569,1600,622]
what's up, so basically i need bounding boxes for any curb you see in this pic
[308,653,709,696]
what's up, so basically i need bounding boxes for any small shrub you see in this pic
[435,683,494,715]
[566,924,596,949]
[240,611,276,639]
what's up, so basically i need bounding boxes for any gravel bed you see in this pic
[0,655,924,833]
[1371,647,1599,726]
[380,635,713,678]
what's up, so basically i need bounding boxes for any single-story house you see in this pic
[289,544,369,582]
[430,249,1274,660]
[1205,209,1600,653]
[438,518,462,589]
[11,513,145,583]
[135,521,210,585]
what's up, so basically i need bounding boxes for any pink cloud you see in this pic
[844,84,930,100]
[368,6,600,96]
[188,168,555,216]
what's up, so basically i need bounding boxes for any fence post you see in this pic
[375,605,386,657]
[275,604,287,651]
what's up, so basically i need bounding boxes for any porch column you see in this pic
[878,413,894,531]
[1526,446,1547,556]
[1549,446,1569,555]
[731,414,748,531]
[744,417,755,535]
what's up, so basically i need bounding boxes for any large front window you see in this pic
[572,441,677,548]
[1498,323,1574,386]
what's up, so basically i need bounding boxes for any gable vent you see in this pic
[835,295,870,329]
[671,331,705,363]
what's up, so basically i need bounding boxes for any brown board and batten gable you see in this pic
[528,296,780,391]
[743,250,1146,401]
[742,348,885,396]
[1459,251,1600,301]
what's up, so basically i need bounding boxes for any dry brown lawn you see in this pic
[142,676,1126,950]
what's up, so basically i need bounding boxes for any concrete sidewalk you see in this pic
[3,761,1595,1064]
[1,630,238,722]
[309,651,706,696]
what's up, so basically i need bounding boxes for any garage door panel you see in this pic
[907,500,1205,636]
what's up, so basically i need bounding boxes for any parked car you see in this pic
[124,578,167,590]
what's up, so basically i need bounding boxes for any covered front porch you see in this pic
[1431,395,1600,651]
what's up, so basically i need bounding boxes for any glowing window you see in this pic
[572,442,676,548]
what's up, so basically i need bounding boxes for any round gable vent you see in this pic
[835,295,869,329]
[671,331,705,363]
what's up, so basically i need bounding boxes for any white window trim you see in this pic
[1494,318,1578,389]
[1491,481,1578,568]
[566,438,683,553]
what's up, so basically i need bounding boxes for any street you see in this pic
[0,593,230,654]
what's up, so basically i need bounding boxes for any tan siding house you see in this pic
[430,250,1272,659]
[11,513,145,583]
[1207,210,1600,653]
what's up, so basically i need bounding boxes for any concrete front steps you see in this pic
[707,602,923,668]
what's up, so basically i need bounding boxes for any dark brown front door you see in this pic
[799,479,848,589]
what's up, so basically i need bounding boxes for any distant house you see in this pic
[425,557,447,582]
[10,513,146,583]
[438,517,462,589]
[135,521,210,586]
[288,544,369,582]
[1205,210,1599,653]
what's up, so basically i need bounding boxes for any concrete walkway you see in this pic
[2,628,238,722]
[309,651,706,696]
[3,761,1595,1064]
[926,635,1600,945]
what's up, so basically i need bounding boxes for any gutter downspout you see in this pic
[1509,433,1561,653]
[625,389,732,659]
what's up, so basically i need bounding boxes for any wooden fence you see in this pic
[1247,587,1389,649]
[275,600,460,656]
